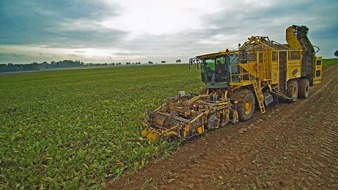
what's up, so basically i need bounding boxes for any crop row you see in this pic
[0,65,202,189]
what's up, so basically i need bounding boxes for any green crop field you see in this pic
[1,60,336,189]
[323,58,338,67]
[0,64,202,189]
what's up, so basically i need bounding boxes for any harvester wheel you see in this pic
[221,112,230,127]
[286,80,298,102]
[164,131,180,141]
[163,117,178,128]
[230,110,239,124]
[298,78,309,99]
[236,89,255,121]
[207,111,219,130]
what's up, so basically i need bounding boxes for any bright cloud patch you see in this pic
[100,0,222,36]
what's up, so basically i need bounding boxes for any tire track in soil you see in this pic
[105,64,338,190]
[233,74,338,190]
[273,74,338,190]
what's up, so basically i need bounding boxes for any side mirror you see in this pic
[201,72,205,82]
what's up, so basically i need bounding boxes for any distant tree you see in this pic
[176,59,181,63]
[148,61,153,64]
[0,59,86,73]
[0,64,8,72]
[32,62,38,70]
[334,50,338,58]
[161,60,166,64]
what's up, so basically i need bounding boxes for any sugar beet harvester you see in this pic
[142,25,322,141]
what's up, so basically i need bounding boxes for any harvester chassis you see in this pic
[142,90,239,141]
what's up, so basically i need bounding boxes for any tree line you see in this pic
[0,59,185,73]
[0,60,85,73]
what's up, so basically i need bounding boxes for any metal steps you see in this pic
[250,76,266,113]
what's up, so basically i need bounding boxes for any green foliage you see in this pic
[0,65,202,189]
[334,50,338,57]
[322,59,338,68]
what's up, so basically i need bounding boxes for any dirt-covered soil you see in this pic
[105,64,338,190]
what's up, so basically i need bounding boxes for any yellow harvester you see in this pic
[142,25,322,141]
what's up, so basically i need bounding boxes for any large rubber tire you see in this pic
[298,78,310,99]
[236,89,256,121]
[286,80,298,103]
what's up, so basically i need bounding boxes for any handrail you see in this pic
[229,64,250,83]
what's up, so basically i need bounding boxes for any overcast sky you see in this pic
[0,0,337,64]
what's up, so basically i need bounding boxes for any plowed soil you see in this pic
[105,64,338,190]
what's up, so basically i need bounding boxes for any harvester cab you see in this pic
[198,50,240,89]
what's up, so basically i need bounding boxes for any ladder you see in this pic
[250,76,266,113]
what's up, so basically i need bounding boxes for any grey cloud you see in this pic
[0,0,123,46]
[193,0,337,57]
[0,0,337,64]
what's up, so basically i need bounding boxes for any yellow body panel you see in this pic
[230,80,252,87]
[314,56,322,84]
[270,61,279,84]
[286,26,302,50]
[230,49,302,86]
[196,125,204,134]
[270,51,279,84]
[286,59,301,80]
